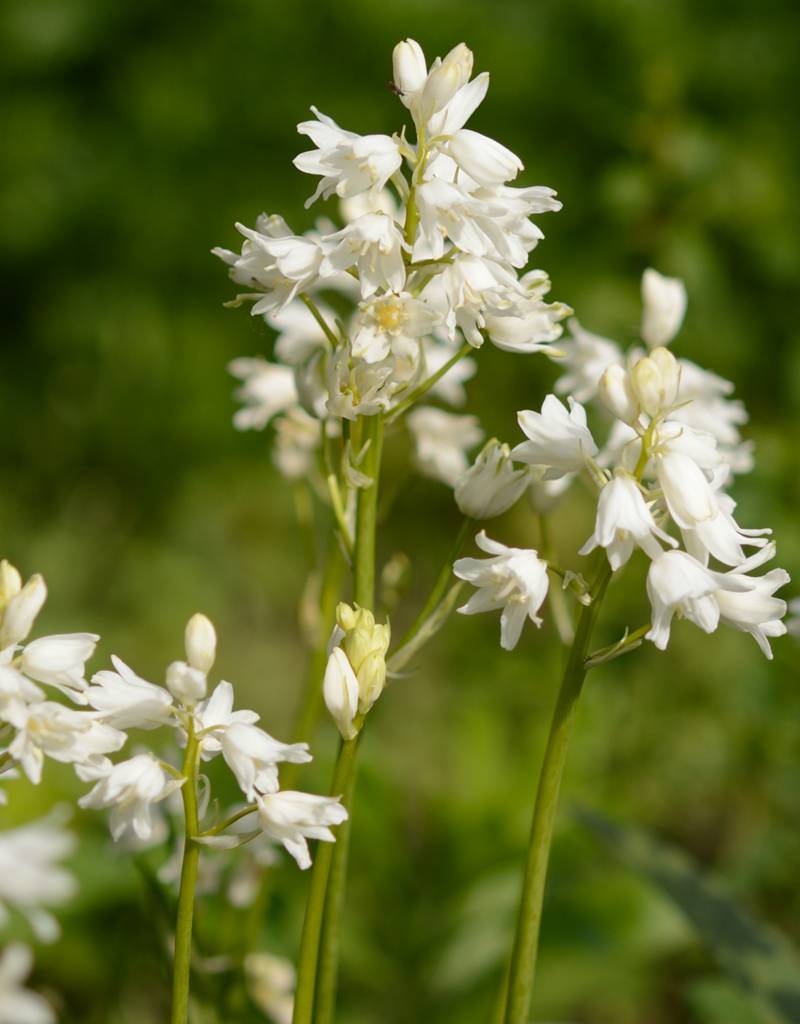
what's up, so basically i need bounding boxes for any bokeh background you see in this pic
[1,0,799,1021]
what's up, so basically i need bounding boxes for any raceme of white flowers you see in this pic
[0,569,345,871]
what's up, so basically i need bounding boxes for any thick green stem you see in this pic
[170,720,201,1024]
[291,734,362,1024]
[503,560,612,1024]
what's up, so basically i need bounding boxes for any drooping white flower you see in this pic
[351,292,441,363]
[7,701,125,785]
[221,723,311,802]
[213,215,325,317]
[421,253,519,347]
[321,214,407,297]
[553,319,623,403]
[228,358,298,432]
[654,451,719,530]
[513,395,598,479]
[407,406,483,487]
[322,647,359,741]
[294,108,402,209]
[681,489,772,567]
[20,633,99,705]
[640,268,687,348]
[0,944,54,1024]
[483,271,570,354]
[455,440,531,519]
[272,407,324,480]
[715,562,789,659]
[255,790,347,870]
[193,680,259,758]
[78,753,184,842]
[86,655,175,730]
[579,472,676,570]
[454,531,549,650]
[444,129,523,186]
[0,813,76,942]
[645,550,755,651]
[245,952,295,1024]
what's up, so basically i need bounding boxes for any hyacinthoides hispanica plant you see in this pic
[0,35,790,1024]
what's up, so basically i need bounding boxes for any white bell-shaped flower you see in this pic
[20,633,99,705]
[255,790,347,870]
[454,531,549,651]
[513,395,598,479]
[455,440,531,519]
[579,472,676,570]
[221,723,311,802]
[640,267,687,348]
[227,358,298,432]
[323,647,359,741]
[87,656,175,730]
[78,753,184,842]
[321,214,407,297]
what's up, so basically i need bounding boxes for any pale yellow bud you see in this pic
[598,364,639,424]
[356,650,387,714]
[0,561,22,610]
[185,613,217,674]
[335,602,358,633]
[1,573,46,647]
[631,346,680,417]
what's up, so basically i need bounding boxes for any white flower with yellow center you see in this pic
[352,292,441,363]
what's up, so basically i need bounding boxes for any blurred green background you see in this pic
[1,0,799,1021]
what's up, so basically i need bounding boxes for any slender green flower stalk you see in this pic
[501,560,612,1024]
[170,719,201,1024]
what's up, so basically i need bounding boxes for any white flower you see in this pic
[228,358,298,431]
[454,531,549,651]
[352,292,441,363]
[221,723,311,802]
[579,472,675,570]
[681,490,772,567]
[444,129,523,186]
[715,562,789,659]
[166,660,207,705]
[7,702,125,785]
[185,613,216,674]
[455,440,531,519]
[321,214,407,297]
[407,406,483,487]
[654,451,719,530]
[79,753,184,842]
[294,107,402,208]
[483,271,570,354]
[255,790,347,870]
[672,358,752,473]
[272,407,323,480]
[213,215,325,317]
[0,945,54,1024]
[86,655,175,730]
[553,319,623,403]
[645,550,755,651]
[322,647,359,741]
[392,39,428,104]
[0,574,46,648]
[597,364,640,425]
[0,813,76,942]
[641,268,687,348]
[422,253,519,347]
[193,680,259,758]
[513,395,598,479]
[245,952,295,1024]
[325,346,396,421]
[20,633,99,705]
[0,655,44,720]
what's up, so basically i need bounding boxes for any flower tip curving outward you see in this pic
[454,531,549,651]
[641,267,688,349]
[255,790,348,871]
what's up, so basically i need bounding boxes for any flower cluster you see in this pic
[214,39,569,489]
[453,270,789,655]
[0,564,345,872]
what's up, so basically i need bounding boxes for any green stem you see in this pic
[291,734,362,1024]
[536,515,574,647]
[170,719,201,1024]
[387,343,472,424]
[502,560,613,1024]
[300,292,339,349]
[353,416,383,609]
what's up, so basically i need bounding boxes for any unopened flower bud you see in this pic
[335,602,359,633]
[631,347,680,418]
[392,38,427,102]
[185,613,216,674]
[598,364,640,425]
[356,650,386,714]
[166,660,207,704]
[0,561,22,609]
[641,268,687,348]
[1,573,46,647]
[455,439,530,519]
[323,647,359,740]
[420,43,473,118]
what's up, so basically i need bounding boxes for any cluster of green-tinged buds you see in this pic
[598,346,681,425]
[0,560,46,649]
[392,38,474,125]
[323,603,391,740]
